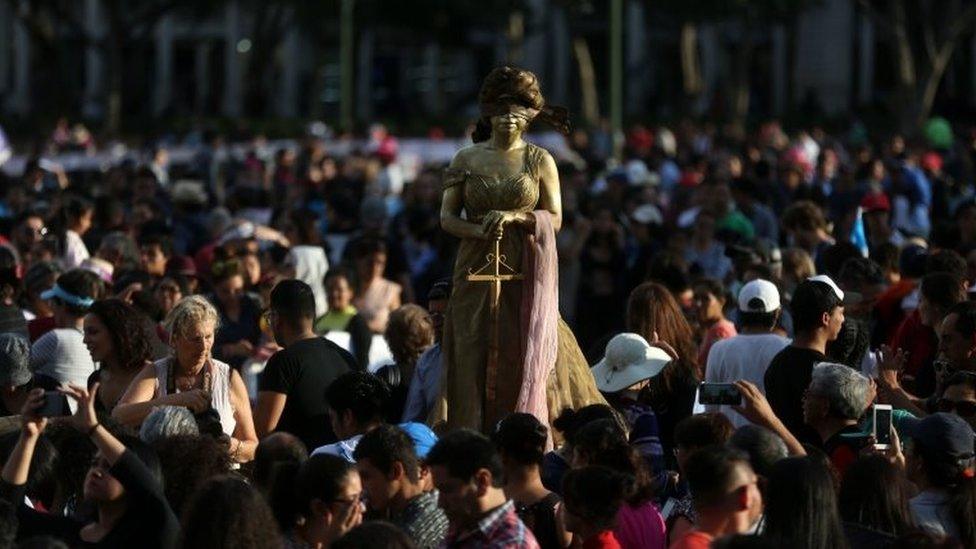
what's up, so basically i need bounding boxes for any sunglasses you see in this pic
[937,398,976,417]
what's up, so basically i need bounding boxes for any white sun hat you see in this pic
[592,333,672,394]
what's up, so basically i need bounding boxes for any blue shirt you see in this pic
[401,344,442,423]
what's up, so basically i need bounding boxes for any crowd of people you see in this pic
[0,115,974,548]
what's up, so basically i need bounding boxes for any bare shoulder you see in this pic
[449,143,485,169]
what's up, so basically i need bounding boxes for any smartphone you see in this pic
[36,391,67,418]
[873,404,893,450]
[698,383,742,406]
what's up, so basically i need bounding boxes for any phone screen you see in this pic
[698,383,742,406]
[875,407,892,446]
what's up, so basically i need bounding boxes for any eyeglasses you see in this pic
[938,398,976,417]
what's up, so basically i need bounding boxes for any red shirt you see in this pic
[669,530,713,549]
[890,309,936,378]
[583,531,623,549]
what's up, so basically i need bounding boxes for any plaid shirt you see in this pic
[392,490,449,549]
[441,500,540,549]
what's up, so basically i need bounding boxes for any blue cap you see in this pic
[903,413,975,459]
[40,284,94,308]
[399,422,438,459]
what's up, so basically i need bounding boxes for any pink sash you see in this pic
[517,211,558,429]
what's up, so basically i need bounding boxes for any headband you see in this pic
[40,284,95,308]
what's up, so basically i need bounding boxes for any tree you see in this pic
[7,0,222,133]
[656,0,818,132]
[858,0,976,133]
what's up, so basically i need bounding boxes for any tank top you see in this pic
[152,357,236,436]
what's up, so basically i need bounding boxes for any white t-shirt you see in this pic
[910,489,958,541]
[62,230,90,269]
[287,245,330,317]
[703,333,791,429]
[30,328,96,388]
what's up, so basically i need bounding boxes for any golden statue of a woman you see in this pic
[433,67,606,433]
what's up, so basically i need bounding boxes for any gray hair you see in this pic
[729,424,788,477]
[140,405,199,444]
[163,295,220,340]
[97,231,139,268]
[808,362,872,420]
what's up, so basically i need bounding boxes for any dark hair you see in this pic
[920,272,966,311]
[210,258,243,285]
[0,498,16,549]
[295,454,358,518]
[762,456,847,549]
[253,432,308,493]
[180,476,283,549]
[790,280,841,333]
[427,280,451,302]
[324,268,352,286]
[820,243,863,279]
[729,425,788,479]
[287,208,321,246]
[270,279,316,325]
[710,535,776,549]
[738,310,779,331]
[837,257,884,290]
[684,445,752,509]
[871,243,901,275]
[674,413,734,450]
[87,299,153,372]
[354,238,387,261]
[325,372,391,427]
[562,466,632,532]
[492,413,548,467]
[331,521,417,549]
[926,249,967,278]
[693,277,727,304]
[573,419,654,506]
[838,454,914,537]
[353,424,421,483]
[61,195,94,225]
[551,404,618,447]
[947,301,976,341]
[137,232,173,258]
[153,434,231,516]
[782,201,827,232]
[426,429,504,487]
[54,269,104,316]
[944,371,976,394]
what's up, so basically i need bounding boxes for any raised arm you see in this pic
[2,389,47,487]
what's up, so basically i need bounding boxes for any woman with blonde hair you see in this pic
[626,281,700,461]
[375,304,434,421]
[113,295,258,463]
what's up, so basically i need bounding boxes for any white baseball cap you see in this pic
[737,279,781,313]
[807,274,861,305]
[591,333,671,394]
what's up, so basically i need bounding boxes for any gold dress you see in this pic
[434,142,606,432]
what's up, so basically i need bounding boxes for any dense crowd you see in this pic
[0,116,974,548]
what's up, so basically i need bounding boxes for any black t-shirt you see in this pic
[764,345,826,445]
[258,337,355,449]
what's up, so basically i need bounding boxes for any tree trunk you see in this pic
[890,0,917,133]
[729,22,754,137]
[573,35,599,127]
[917,48,956,130]
[507,10,524,64]
[680,22,703,109]
[105,38,124,136]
